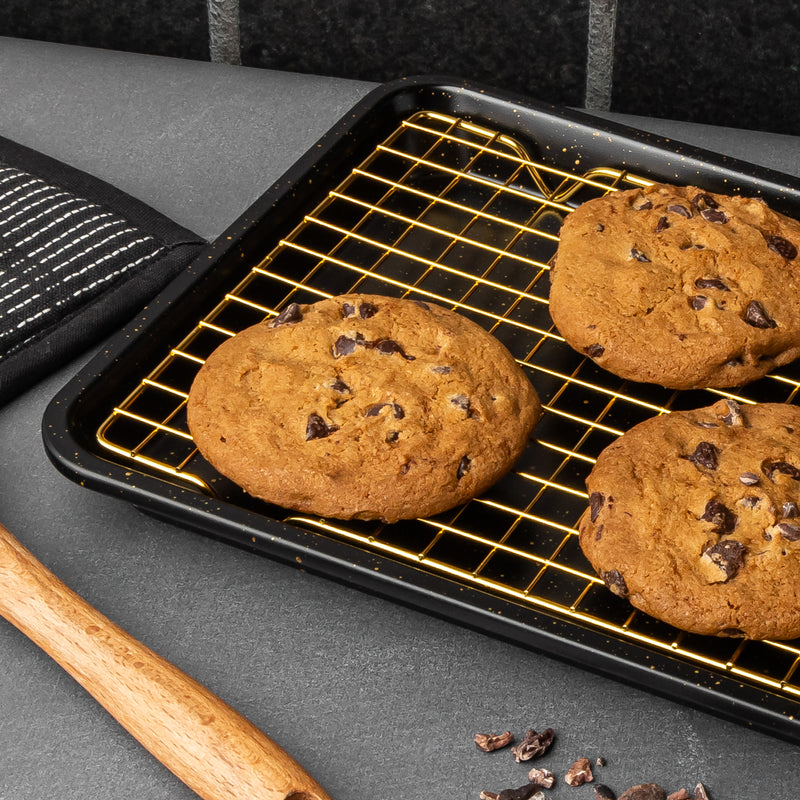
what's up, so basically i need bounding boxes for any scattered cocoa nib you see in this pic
[629,248,650,262]
[331,378,350,394]
[690,296,708,311]
[744,299,777,329]
[341,302,357,318]
[682,441,719,471]
[618,784,667,800]
[767,234,798,260]
[497,783,543,800]
[305,413,338,441]
[590,491,606,522]
[474,731,514,752]
[602,569,629,598]
[564,757,593,786]
[269,302,303,327]
[510,728,555,762]
[739,472,760,485]
[457,455,472,479]
[655,216,669,233]
[596,756,607,767]
[526,767,555,789]
[595,785,617,800]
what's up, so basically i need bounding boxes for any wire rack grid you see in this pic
[94,109,800,707]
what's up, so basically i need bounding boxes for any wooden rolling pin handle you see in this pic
[0,522,333,800]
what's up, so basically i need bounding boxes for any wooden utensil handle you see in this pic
[0,522,333,800]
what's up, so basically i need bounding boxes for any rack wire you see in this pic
[95,110,800,705]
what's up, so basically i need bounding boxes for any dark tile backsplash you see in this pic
[1,0,798,136]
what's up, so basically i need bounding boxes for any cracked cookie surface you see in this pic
[549,183,800,389]
[187,294,542,522]
[578,400,800,640]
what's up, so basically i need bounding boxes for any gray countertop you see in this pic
[2,36,800,800]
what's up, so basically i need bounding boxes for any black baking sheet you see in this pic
[42,76,800,745]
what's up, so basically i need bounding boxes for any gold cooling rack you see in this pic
[94,110,800,704]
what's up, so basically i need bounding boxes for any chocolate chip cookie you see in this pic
[549,183,800,389]
[187,294,542,523]
[578,399,800,639]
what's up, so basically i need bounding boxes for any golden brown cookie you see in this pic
[549,183,800,389]
[187,294,542,522]
[578,399,800,640]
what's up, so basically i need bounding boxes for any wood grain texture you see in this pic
[0,522,332,800]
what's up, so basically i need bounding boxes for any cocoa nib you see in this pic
[497,784,542,800]
[564,757,594,786]
[474,731,514,752]
[629,248,650,262]
[744,299,777,329]
[602,569,629,598]
[767,234,798,260]
[699,499,737,534]
[702,539,746,579]
[619,785,667,800]
[682,441,719,471]
[510,728,555,762]
[269,302,303,327]
[595,786,617,800]
[457,455,472,479]
[305,413,339,441]
[526,767,555,789]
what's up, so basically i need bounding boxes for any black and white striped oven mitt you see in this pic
[0,135,205,406]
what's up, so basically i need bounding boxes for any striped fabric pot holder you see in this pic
[0,135,205,406]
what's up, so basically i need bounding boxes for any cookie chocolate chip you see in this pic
[579,401,800,639]
[549,182,800,389]
[187,294,542,523]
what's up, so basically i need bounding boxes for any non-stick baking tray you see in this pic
[43,76,800,745]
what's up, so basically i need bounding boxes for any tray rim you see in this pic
[41,74,800,745]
